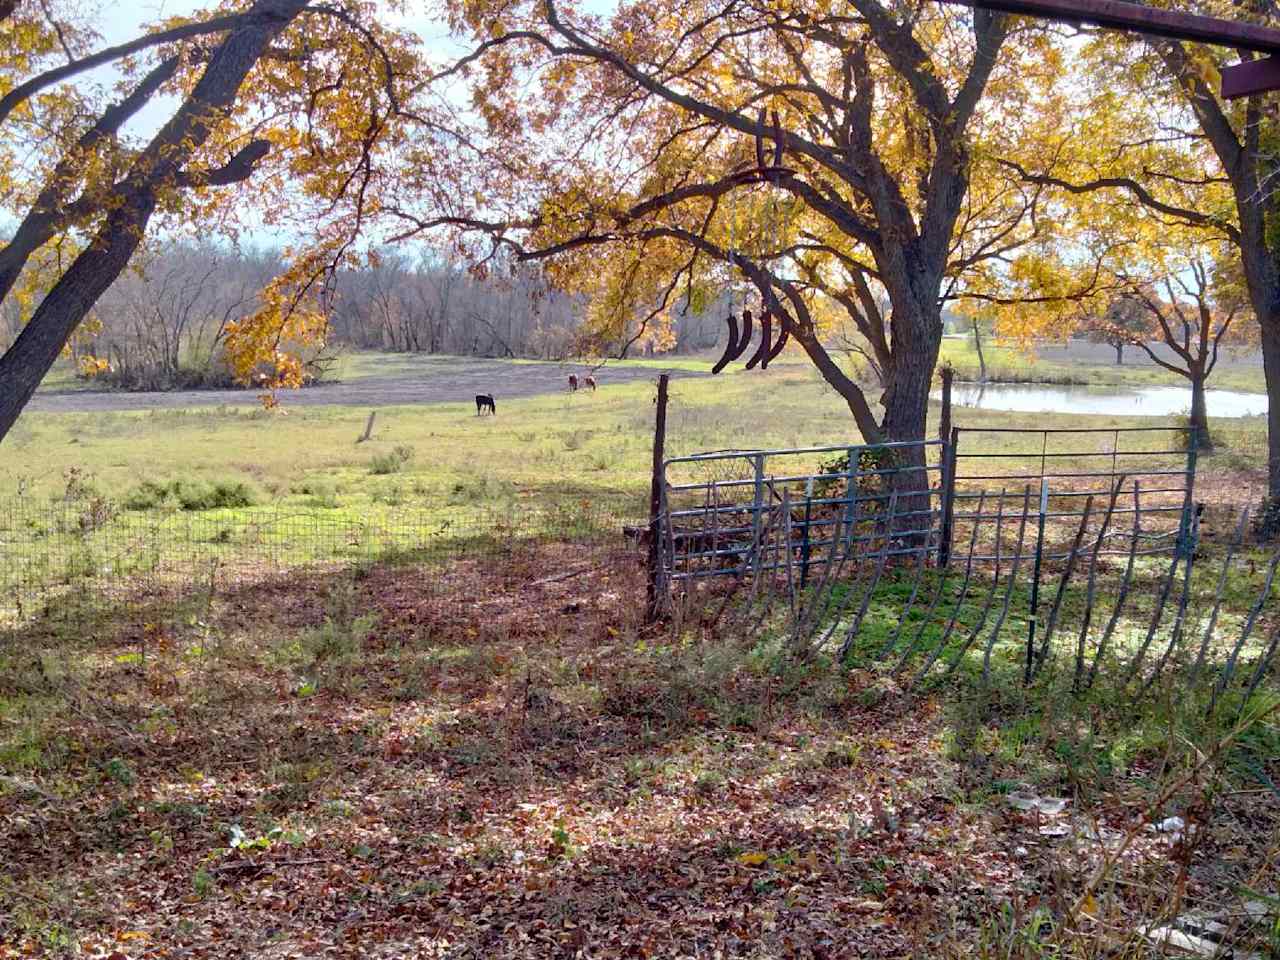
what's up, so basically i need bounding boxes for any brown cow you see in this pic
[584,375,597,392]
[568,374,578,392]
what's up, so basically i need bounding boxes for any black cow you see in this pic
[475,394,496,416]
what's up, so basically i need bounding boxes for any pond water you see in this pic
[933,381,1269,418]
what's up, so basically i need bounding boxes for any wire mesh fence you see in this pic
[0,496,643,638]
[5,426,1275,714]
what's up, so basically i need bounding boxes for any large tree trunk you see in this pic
[1262,315,1280,499]
[1238,243,1280,502]
[0,193,158,436]
[1188,371,1213,452]
[878,297,943,538]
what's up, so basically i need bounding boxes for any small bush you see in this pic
[57,467,102,504]
[369,445,415,475]
[123,477,257,512]
[297,581,377,689]
[297,479,339,509]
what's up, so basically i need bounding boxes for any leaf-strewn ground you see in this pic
[3,542,1277,958]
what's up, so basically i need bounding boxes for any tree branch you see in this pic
[0,12,254,128]
[997,157,1240,241]
[175,139,272,188]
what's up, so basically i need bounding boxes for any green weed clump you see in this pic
[290,580,377,692]
[122,477,258,512]
[369,444,415,475]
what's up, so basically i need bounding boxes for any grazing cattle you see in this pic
[568,374,579,392]
[475,394,496,416]
[584,375,597,392]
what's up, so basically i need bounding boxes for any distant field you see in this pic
[26,354,712,414]
[4,346,1271,516]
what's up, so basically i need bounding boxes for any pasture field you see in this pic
[2,349,1279,957]
[5,345,1272,516]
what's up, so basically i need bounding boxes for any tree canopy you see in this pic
[0,0,426,437]
[391,0,1076,456]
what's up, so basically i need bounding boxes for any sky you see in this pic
[72,0,470,248]
[92,0,463,142]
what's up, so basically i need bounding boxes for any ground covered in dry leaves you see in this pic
[1,545,1278,958]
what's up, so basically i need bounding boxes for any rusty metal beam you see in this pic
[1221,55,1280,97]
[939,0,1280,55]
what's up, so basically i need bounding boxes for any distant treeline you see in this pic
[3,240,948,392]
[0,240,757,392]
[327,248,736,359]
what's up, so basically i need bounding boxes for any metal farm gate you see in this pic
[653,425,1199,592]
[944,425,1199,563]
[658,440,945,585]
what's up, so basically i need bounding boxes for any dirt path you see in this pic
[25,357,709,413]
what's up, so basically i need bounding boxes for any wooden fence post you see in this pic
[645,374,670,623]
[937,364,956,567]
[938,363,953,446]
[939,426,960,568]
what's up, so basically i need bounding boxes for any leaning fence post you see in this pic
[800,476,815,590]
[1024,477,1049,686]
[645,373,670,624]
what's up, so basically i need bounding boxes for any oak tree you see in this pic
[407,0,1066,480]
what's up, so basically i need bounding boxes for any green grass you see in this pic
[11,352,1269,512]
